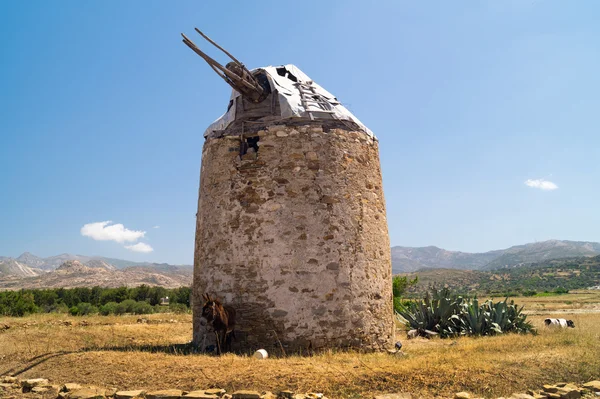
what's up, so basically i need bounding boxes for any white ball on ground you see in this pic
[253,349,268,359]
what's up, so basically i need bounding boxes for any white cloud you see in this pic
[525,179,558,191]
[125,242,154,253]
[81,221,146,243]
[153,225,160,229]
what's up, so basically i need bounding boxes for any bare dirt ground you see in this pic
[1,292,599,399]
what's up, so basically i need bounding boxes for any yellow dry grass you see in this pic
[1,293,599,399]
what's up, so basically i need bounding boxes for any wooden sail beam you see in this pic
[181,29,265,102]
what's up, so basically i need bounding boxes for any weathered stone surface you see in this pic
[146,389,184,399]
[115,390,146,399]
[232,391,261,399]
[203,389,226,396]
[69,387,106,399]
[583,382,600,392]
[279,391,294,399]
[510,394,535,399]
[546,394,561,399]
[182,391,217,399]
[192,124,393,353]
[557,389,580,399]
[0,383,15,389]
[62,383,83,392]
[1,377,18,384]
[22,379,49,388]
[455,393,471,399]
[31,386,50,393]
[105,388,118,397]
[544,386,559,394]
[375,394,412,399]
[260,392,277,399]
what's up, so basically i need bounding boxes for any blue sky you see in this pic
[1,1,599,264]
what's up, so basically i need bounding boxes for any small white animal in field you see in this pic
[544,318,575,328]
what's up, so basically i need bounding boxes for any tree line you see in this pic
[0,285,191,317]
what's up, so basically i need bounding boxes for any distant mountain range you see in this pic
[0,253,192,290]
[2,240,600,289]
[392,240,600,273]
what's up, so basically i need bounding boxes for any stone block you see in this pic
[183,392,217,399]
[115,390,146,399]
[232,391,261,399]
[146,390,184,399]
[203,389,226,396]
[510,394,534,399]
[583,382,600,392]
[22,379,49,389]
[455,393,471,399]
[375,394,412,399]
[62,384,83,392]
[69,387,107,399]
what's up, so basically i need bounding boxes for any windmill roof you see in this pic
[204,64,373,138]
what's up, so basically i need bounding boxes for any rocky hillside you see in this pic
[0,252,191,276]
[0,259,39,278]
[392,240,600,273]
[0,259,192,290]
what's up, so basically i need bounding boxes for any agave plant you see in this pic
[396,288,536,338]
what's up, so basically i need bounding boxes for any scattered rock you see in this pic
[31,386,50,394]
[115,390,145,399]
[203,389,226,397]
[279,391,294,399]
[260,392,277,399]
[146,389,184,399]
[62,383,83,392]
[455,393,471,399]
[1,377,18,384]
[583,382,600,392]
[183,392,217,399]
[544,386,559,394]
[375,394,412,399]
[22,378,50,392]
[232,391,261,399]
[69,387,107,399]
[510,394,535,399]
[0,383,16,389]
[276,131,288,137]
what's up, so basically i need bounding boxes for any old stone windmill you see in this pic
[183,28,393,352]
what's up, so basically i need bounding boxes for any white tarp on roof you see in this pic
[204,64,373,138]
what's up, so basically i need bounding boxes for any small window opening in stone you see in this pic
[240,136,260,155]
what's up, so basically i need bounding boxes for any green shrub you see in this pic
[168,303,188,314]
[69,302,98,316]
[99,302,118,315]
[132,301,154,315]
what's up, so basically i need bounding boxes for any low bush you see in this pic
[69,302,99,316]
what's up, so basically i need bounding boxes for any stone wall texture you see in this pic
[192,123,393,353]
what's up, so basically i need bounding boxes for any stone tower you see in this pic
[183,30,394,353]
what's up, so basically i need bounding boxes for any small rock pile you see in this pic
[0,376,328,399]
[452,382,600,399]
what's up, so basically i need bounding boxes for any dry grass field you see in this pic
[1,292,599,399]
